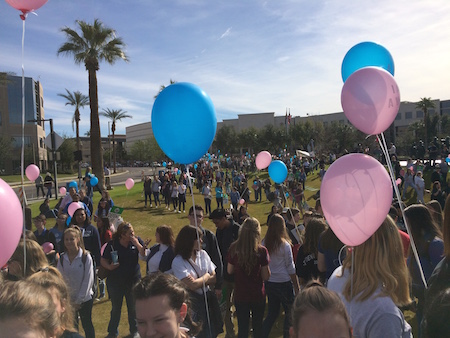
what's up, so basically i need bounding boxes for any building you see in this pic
[125,122,153,151]
[79,134,126,167]
[0,74,47,174]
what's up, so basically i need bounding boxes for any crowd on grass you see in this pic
[1,154,450,338]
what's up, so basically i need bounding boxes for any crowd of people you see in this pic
[2,154,450,338]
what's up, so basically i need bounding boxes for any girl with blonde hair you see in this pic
[28,266,83,338]
[227,217,271,338]
[262,214,299,338]
[328,216,412,337]
[6,239,49,280]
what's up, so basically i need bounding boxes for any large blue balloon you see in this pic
[152,83,217,164]
[341,42,394,82]
[268,160,288,184]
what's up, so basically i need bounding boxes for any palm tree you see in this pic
[416,97,436,148]
[57,89,89,179]
[154,79,176,99]
[100,108,132,173]
[58,19,128,188]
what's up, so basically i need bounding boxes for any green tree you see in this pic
[213,125,238,154]
[100,108,132,173]
[154,79,176,99]
[238,127,259,154]
[416,97,436,148]
[57,138,76,172]
[57,89,89,177]
[58,19,128,187]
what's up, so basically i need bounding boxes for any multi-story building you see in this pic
[0,74,47,174]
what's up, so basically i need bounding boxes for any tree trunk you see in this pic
[76,109,82,185]
[88,69,105,189]
[113,130,116,174]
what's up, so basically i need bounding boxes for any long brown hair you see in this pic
[303,218,327,255]
[9,240,48,279]
[340,216,411,306]
[229,217,261,275]
[264,214,290,254]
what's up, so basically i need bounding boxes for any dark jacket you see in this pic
[216,220,240,284]
[199,226,223,290]
[145,244,175,273]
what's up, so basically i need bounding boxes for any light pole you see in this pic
[28,118,58,199]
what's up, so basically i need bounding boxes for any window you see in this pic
[405,112,412,119]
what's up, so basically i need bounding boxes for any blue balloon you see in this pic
[341,41,394,82]
[163,161,167,167]
[446,157,450,163]
[152,83,217,164]
[90,176,98,186]
[68,181,77,189]
[268,160,288,184]
[194,163,198,169]
[177,170,181,175]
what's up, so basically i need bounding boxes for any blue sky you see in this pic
[1,0,450,138]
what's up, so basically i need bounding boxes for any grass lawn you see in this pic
[27,167,424,338]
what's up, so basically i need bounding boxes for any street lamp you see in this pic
[28,118,59,199]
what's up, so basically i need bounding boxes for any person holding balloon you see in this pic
[328,216,412,338]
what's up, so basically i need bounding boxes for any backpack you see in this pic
[60,251,98,298]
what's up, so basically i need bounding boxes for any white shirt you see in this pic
[57,248,94,305]
[146,244,169,273]
[262,240,296,283]
[172,250,216,294]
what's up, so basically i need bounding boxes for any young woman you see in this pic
[151,175,161,207]
[237,205,249,225]
[202,180,212,215]
[404,204,444,328]
[101,222,144,338]
[215,181,224,209]
[289,280,352,338]
[328,216,412,337]
[317,226,345,283]
[50,213,69,253]
[6,239,49,281]
[133,272,201,338]
[172,225,222,338]
[170,181,179,213]
[227,217,271,338]
[57,227,95,338]
[285,208,302,246]
[28,266,83,338]
[295,218,327,286]
[0,280,60,338]
[178,177,187,213]
[431,180,446,209]
[140,224,175,274]
[262,214,299,338]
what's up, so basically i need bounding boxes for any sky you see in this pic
[1,0,450,138]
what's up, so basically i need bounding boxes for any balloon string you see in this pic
[186,166,212,338]
[282,186,302,243]
[377,133,428,289]
[21,18,27,274]
[350,246,354,323]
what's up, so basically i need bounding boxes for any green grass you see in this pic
[27,168,424,338]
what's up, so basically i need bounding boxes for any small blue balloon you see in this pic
[163,161,167,167]
[194,163,198,169]
[446,157,450,163]
[210,162,213,167]
[90,176,98,186]
[285,192,289,197]
[268,160,288,184]
[68,181,77,189]
[342,41,395,82]
[152,83,217,164]
[177,170,181,175]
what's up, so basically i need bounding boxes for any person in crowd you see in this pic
[100,190,115,210]
[402,167,416,200]
[98,216,113,246]
[5,239,49,281]
[162,176,172,210]
[33,214,57,266]
[101,222,144,338]
[266,205,279,226]
[202,180,212,215]
[289,280,352,338]
[35,173,45,198]
[404,204,444,330]
[422,287,450,338]
[426,199,443,230]
[388,206,411,259]
[152,175,161,207]
[44,172,54,198]
[415,171,426,204]
[230,186,241,209]
[295,218,327,286]
[285,208,302,246]
[215,181,224,209]
[317,226,345,283]
[253,176,262,202]
[95,198,111,224]
[50,213,69,253]
[328,216,412,337]
[79,188,94,216]
[178,177,187,213]
[139,224,175,274]
[59,186,78,214]
[431,180,446,209]
[143,175,152,208]
[172,225,222,338]
[0,280,60,338]
[133,272,201,338]
[170,181,179,213]
[237,205,249,225]
[71,207,101,268]
[262,214,299,338]
[209,208,241,338]
[57,227,95,338]
[40,197,58,218]
[227,217,270,338]
[29,265,84,338]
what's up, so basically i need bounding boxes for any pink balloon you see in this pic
[101,243,108,256]
[321,153,392,246]
[125,178,135,190]
[0,179,23,267]
[341,67,400,135]
[25,164,40,181]
[5,0,48,19]
[396,178,402,186]
[59,186,67,195]
[239,198,245,205]
[41,242,54,254]
[68,202,82,217]
[173,167,178,172]
[255,151,272,170]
